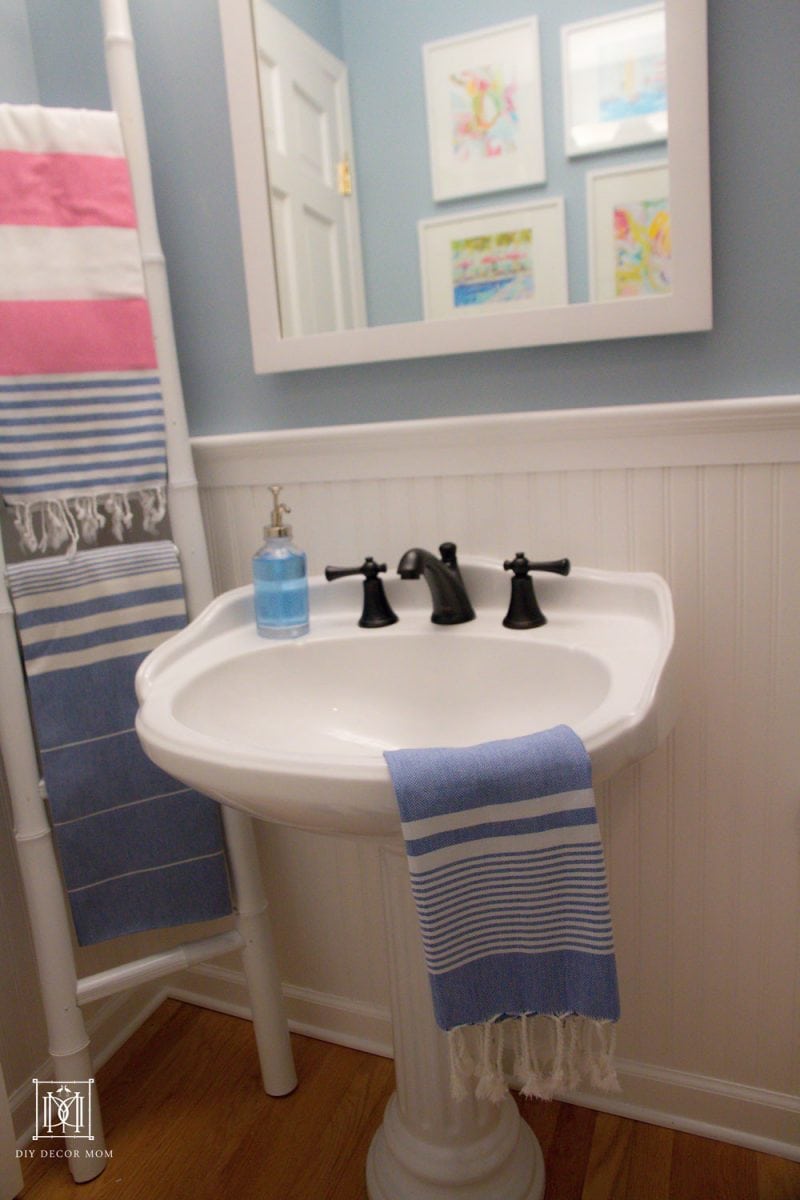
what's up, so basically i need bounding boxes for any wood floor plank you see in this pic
[17,1003,800,1200]
[284,1050,393,1200]
[97,1004,300,1200]
[517,1095,563,1160]
[542,1102,597,1200]
[314,1061,390,1200]
[198,1038,375,1200]
[622,1120,673,1200]
[580,1111,635,1199]
[670,1130,759,1200]
[756,1151,800,1200]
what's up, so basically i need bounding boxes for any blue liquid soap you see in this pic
[253,486,309,639]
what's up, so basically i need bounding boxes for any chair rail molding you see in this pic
[192,396,800,489]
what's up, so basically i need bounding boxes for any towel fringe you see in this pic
[139,486,168,535]
[9,487,167,556]
[448,1025,474,1101]
[474,1020,507,1103]
[448,1015,620,1104]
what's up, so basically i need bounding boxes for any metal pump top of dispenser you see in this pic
[265,484,292,539]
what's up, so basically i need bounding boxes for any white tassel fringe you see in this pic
[10,488,167,556]
[448,1015,620,1104]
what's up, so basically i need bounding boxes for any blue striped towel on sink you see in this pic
[384,725,620,1102]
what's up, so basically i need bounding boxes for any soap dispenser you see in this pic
[253,485,309,638]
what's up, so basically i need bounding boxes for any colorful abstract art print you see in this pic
[613,198,671,296]
[587,161,670,303]
[449,63,520,162]
[450,228,534,308]
[424,18,545,200]
[419,199,567,321]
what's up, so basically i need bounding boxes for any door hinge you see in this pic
[337,153,352,196]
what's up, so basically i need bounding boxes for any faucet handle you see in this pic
[502,554,571,629]
[325,557,388,582]
[503,553,571,577]
[325,557,398,628]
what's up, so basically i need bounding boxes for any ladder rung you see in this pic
[76,928,244,1005]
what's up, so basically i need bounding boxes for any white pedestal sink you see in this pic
[136,559,676,1200]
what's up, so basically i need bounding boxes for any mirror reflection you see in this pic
[253,0,670,338]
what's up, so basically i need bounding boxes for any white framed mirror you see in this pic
[218,0,711,373]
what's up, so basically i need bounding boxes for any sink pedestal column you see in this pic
[367,844,544,1200]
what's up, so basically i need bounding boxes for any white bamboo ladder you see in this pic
[0,0,296,1181]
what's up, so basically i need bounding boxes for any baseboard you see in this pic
[165,962,393,1059]
[10,981,164,1146]
[566,1058,800,1162]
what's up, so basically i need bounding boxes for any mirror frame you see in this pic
[219,0,711,373]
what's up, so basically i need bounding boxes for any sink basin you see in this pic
[135,558,677,837]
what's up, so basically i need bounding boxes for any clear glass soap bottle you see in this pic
[252,485,309,638]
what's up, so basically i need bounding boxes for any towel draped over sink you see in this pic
[385,724,620,1102]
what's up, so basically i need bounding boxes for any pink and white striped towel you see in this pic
[0,105,167,554]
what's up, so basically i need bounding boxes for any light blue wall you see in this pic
[0,0,38,102]
[268,0,343,60]
[11,0,800,436]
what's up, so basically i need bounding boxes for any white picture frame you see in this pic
[562,3,668,158]
[587,160,670,302]
[423,17,546,202]
[418,199,568,322]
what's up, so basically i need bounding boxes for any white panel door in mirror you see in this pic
[251,0,366,335]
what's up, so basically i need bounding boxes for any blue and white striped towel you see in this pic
[384,725,620,1102]
[5,540,232,946]
[0,373,168,554]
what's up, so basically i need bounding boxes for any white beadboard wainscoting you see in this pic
[187,395,800,1157]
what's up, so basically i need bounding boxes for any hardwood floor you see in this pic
[19,1000,800,1199]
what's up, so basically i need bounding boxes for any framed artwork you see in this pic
[562,3,668,157]
[422,18,546,202]
[418,199,568,321]
[587,161,671,302]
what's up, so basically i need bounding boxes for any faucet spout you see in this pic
[397,543,476,625]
